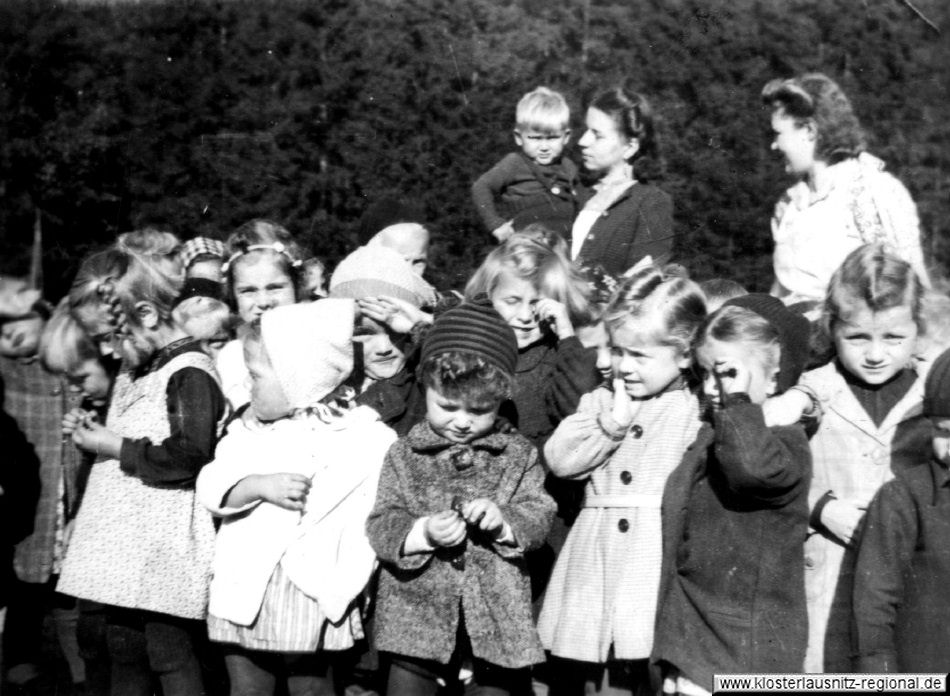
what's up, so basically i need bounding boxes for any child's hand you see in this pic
[62,408,90,436]
[358,296,431,335]
[69,412,122,459]
[536,298,574,340]
[610,378,639,429]
[710,360,751,399]
[460,498,505,537]
[762,389,811,427]
[256,473,312,512]
[424,510,467,548]
[491,221,515,244]
[820,498,866,545]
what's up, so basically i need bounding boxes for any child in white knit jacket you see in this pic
[197,299,396,694]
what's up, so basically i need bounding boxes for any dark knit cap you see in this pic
[357,196,426,245]
[420,300,518,378]
[724,293,811,393]
[924,347,950,417]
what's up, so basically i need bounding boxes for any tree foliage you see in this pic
[0,0,946,299]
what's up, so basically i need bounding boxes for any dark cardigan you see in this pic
[574,182,674,275]
[853,458,950,673]
[652,395,811,690]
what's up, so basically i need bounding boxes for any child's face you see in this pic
[609,320,690,399]
[232,253,296,324]
[186,258,224,284]
[0,316,44,358]
[303,265,327,300]
[490,272,541,349]
[833,303,918,386]
[66,358,112,406]
[932,418,950,466]
[514,128,570,166]
[696,337,777,407]
[245,337,291,422]
[355,315,408,382]
[376,223,430,277]
[577,321,611,383]
[425,387,499,444]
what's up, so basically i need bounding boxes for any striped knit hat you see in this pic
[420,300,518,378]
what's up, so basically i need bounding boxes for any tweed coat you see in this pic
[651,396,811,691]
[799,362,928,672]
[0,356,85,583]
[574,182,675,276]
[366,421,555,669]
[59,348,225,619]
[539,384,702,662]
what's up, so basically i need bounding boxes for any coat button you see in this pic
[620,470,632,485]
[50,386,62,396]
[804,556,815,569]
[618,518,629,533]
[631,425,643,438]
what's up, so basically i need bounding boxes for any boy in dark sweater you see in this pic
[852,346,950,673]
[472,86,578,242]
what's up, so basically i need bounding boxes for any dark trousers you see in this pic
[104,605,208,696]
[2,576,51,674]
[222,645,338,696]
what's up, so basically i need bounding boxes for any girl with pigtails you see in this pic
[59,243,228,696]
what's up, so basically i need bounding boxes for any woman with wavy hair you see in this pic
[762,72,929,304]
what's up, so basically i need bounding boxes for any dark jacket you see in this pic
[356,365,427,437]
[853,458,950,673]
[366,421,555,668]
[575,182,674,275]
[652,395,811,690]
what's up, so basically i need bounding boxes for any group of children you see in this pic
[0,85,946,696]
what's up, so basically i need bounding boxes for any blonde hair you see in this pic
[604,263,706,355]
[465,233,590,325]
[515,86,570,133]
[116,227,183,281]
[173,296,233,340]
[40,300,99,373]
[823,244,925,337]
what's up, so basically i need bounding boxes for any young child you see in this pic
[196,299,396,695]
[652,294,813,695]
[41,301,114,410]
[216,219,303,410]
[172,277,234,361]
[539,265,706,695]
[0,259,90,692]
[366,301,556,695]
[472,86,579,243]
[57,246,228,696]
[852,345,950,673]
[178,236,227,283]
[794,244,932,672]
[302,257,329,300]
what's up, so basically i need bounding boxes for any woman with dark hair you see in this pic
[763,72,929,304]
[570,87,675,276]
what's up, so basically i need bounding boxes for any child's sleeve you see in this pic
[712,393,810,507]
[545,336,601,425]
[852,480,917,673]
[544,389,627,480]
[495,444,556,558]
[471,154,521,232]
[119,367,227,487]
[365,442,432,571]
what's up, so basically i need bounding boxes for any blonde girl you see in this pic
[197,300,395,696]
[540,264,705,695]
[216,219,303,409]
[58,246,228,696]
[464,232,598,447]
[652,296,812,695]
[795,244,931,672]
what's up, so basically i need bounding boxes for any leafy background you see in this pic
[1,0,947,299]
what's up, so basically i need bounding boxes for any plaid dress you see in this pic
[539,385,701,662]
[0,356,84,583]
